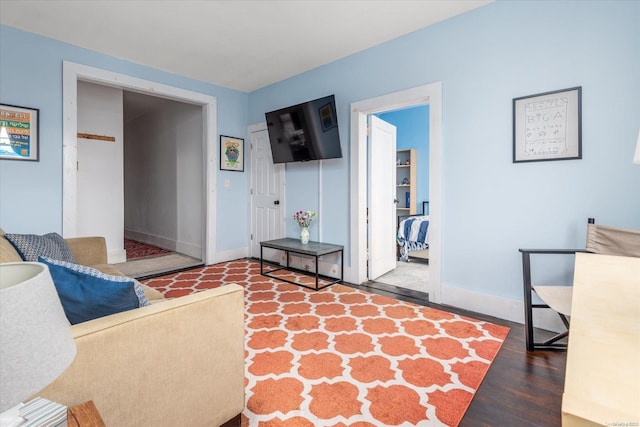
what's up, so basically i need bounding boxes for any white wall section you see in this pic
[77,81,125,262]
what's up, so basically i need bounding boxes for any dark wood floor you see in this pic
[349,281,567,427]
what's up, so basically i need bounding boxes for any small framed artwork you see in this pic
[220,135,244,172]
[513,86,582,163]
[319,102,336,132]
[0,103,40,161]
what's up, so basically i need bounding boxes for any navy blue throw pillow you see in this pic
[39,256,140,325]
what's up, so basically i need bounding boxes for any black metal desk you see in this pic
[260,238,344,290]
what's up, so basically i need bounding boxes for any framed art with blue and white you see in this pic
[0,103,40,161]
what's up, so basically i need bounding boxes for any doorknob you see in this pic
[274,200,280,205]
[393,199,399,204]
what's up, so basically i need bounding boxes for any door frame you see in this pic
[349,82,442,302]
[248,122,286,258]
[62,61,218,264]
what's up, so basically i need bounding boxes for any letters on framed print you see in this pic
[220,135,244,172]
[513,87,582,163]
[0,104,39,161]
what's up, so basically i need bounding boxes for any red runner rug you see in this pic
[143,259,509,426]
[124,239,172,260]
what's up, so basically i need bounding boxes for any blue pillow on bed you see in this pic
[39,256,146,325]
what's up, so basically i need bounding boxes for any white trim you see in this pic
[124,229,177,251]
[349,83,443,302]
[318,160,323,241]
[215,247,249,264]
[247,122,263,258]
[440,284,566,332]
[123,229,201,259]
[247,122,261,258]
[62,61,218,264]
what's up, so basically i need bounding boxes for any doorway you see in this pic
[349,82,442,303]
[120,90,205,278]
[372,105,430,295]
[62,61,218,265]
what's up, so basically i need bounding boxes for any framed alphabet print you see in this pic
[0,103,39,161]
[220,135,244,172]
[513,87,582,163]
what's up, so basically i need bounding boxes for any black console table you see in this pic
[260,238,344,290]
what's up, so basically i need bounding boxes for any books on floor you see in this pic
[18,397,67,427]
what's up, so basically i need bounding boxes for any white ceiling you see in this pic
[0,0,492,93]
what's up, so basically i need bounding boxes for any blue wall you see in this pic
[0,26,249,251]
[378,105,430,208]
[248,1,640,301]
[1,1,639,306]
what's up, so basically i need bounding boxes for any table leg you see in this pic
[315,254,320,290]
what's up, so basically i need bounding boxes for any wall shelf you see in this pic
[77,132,115,142]
[396,149,417,215]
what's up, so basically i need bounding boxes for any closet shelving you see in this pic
[396,148,417,216]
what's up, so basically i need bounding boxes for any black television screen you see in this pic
[265,95,342,164]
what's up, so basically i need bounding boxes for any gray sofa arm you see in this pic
[36,284,245,427]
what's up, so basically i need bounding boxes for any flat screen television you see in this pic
[265,95,342,164]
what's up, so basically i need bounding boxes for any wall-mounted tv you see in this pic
[265,94,342,164]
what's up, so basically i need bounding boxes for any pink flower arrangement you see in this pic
[292,210,317,228]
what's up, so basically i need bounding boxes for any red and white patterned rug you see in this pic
[143,259,509,427]
[124,239,172,260]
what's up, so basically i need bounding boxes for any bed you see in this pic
[397,201,429,262]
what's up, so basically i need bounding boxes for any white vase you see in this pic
[300,227,309,244]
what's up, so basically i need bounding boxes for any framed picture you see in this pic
[319,102,336,132]
[0,103,40,161]
[513,86,582,163]
[220,135,244,172]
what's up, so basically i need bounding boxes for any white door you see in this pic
[249,123,285,259]
[368,115,397,280]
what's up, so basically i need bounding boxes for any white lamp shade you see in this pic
[0,262,76,412]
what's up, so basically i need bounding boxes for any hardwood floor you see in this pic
[349,281,567,427]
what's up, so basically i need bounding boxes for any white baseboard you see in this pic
[124,229,202,259]
[175,241,201,259]
[214,247,249,264]
[439,283,566,333]
[125,230,176,250]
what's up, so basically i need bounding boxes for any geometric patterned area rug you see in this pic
[142,259,510,427]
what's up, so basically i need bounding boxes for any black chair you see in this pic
[519,218,640,351]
